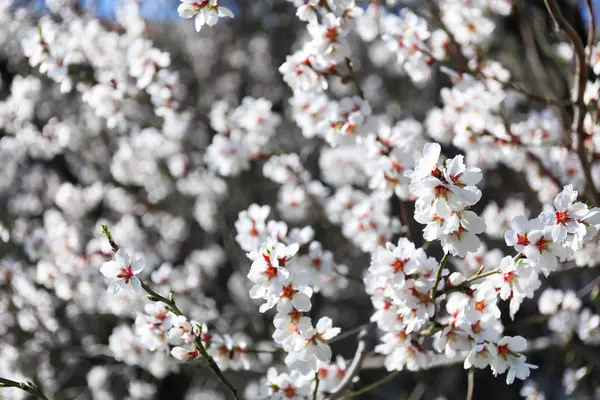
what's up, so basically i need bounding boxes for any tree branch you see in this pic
[431,252,449,301]
[101,225,241,400]
[544,0,600,206]
[586,0,596,69]
[0,378,49,400]
[325,323,374,399]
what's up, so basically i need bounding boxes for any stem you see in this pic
[431,252,449,301]
[345,370,400,398]
[442,269,500,295]
[101,224,118,253]
[466,368,474,400]
[193,337,241,400]
[141,282,184,316]
[345,57,364,99]
[101,225,241,400]
[327,324,367,344]
[313,372,320,400]
[0,378,49,400]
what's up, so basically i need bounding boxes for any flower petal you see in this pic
[131,255,145,274]
[116,248,131,267]
[107,279,124,295]
[130,276,142,292]
[100,260,121,278]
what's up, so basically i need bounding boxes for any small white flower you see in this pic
[100,248,145,295]
[171,345,199,361]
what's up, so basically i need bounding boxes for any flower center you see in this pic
[535,236,551,252]
[497,343,510,359]
[555,210,569,225]
[516,233,529,246]
[474,300,485,312]
[283,385,297,398]
[280,284,297,299]
[117,267,134,283]
[264,265,278,280]
[391,258,406,273]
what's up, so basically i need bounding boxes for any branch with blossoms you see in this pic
[100,224,241,400]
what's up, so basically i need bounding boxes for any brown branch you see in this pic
[586,0,596,69]
[399,200,413,242]
[101,225,241,400]
[544,0,600,206]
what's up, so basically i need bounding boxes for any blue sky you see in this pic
[21,0,600,24]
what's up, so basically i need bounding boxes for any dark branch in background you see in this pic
[325,323,374,399]
[345,370,400,398]
[586,0,596,69]
[399,200,413,242]
[516,2,561,105]
[101,225,241,400]
[0,378,49,400]
[544,0,600,206]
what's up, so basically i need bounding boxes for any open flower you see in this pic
[178,0,234,32]
[100,248,145,295]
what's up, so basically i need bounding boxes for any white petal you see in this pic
[130,276,142,292]
[131,255,145,274]
[314,342,332,362]
[107,280,124,295]
[177,4,197,18]
[195,14,205,31]
[322,327,341,340]
[218,6,234,18]
[316,317,332,333]
[116,248,131,267]
[100,260,121,278]
[292,293,312,312]
[286,243,300,258]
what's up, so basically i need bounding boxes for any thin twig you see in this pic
[344,57,364,99]
[586,0,596,69]
[327,324,368,344]
[431,252,449,301]
[0,378,49,400]
[101,225,241,400]
[544,0,600,206]
[466,368,474,400]
[442,269,500,295]
[326,323,374,399]
[344,370,400,398]
[313,372,320,400]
